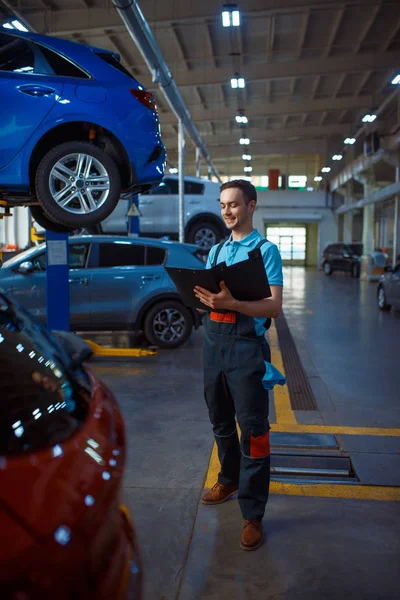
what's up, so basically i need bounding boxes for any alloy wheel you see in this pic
[49,153,110,215]
[152,308,186,343]
[194,227,217,251]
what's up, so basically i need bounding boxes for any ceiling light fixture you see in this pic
[239,138,250,145]
[169,167,178,174]
[11,20,29,31]
[231,77,245,89]
[362,114,377,123]
[321,167,331,173]
[344,137,356,145]
[314,176,322,182]
[332,154,343,161]
[242,154,251,160]
[244,166,252,172]
[391,74,400,85]
[222,5,241,27]
[236,115,248,124]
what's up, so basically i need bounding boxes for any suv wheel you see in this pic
[30,205,74,234]
[35,141,121,228]
[323,261,333,276]
[351,262,360,278]
[187,222,221,252]
[143,301,193,349]
[377,286,391,311]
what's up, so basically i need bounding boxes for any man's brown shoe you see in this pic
[201,482,239,505]
[240,520,264,551]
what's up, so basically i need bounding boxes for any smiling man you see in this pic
[194,179,283,551]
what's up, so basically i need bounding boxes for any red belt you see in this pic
[210,312,237,323]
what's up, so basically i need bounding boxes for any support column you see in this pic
[360,189,375,281]
[196,147,201,178]
[393,166,399,265]
[178,119,185,243]
[343,182,354,243]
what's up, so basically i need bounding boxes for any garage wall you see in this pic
[306,222,319,266]
[254,191,338,267]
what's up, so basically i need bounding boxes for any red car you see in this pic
[0,292,142,599]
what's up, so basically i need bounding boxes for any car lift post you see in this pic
[45,230,70,332]
[128,194,140,237]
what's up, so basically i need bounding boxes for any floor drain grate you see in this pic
[274,312,318,410]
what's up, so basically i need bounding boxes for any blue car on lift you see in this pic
[0,29,166,231]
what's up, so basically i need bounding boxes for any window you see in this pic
[164,179,179,194]
[32,253,46,272]
[98,242,145,267]
[96,52,133,79]
[184,181,204,195]
[39,45,88,78]
[0,33,35,74]
[266,226,306,262]
[146,246,166,266]
[69,244,89,269]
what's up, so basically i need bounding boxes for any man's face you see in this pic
[219,188,256,231]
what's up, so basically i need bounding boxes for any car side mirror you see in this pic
[18,261,34,274]
[384,266,393,272]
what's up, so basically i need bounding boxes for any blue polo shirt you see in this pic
[206,229,283,336]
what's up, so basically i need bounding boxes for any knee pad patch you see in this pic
[250,430,270,458]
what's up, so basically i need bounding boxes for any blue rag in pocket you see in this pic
[262,361,286,390]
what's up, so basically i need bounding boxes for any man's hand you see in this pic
[194,281,236,311]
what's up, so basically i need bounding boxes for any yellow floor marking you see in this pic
[204,443,400,499]
[269,424,400,436]
[268,321,297,425]
[269,482,400,501]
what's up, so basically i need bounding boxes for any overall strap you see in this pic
[248,238,268,258]
[255,239,268,251]
[212,240,226,267]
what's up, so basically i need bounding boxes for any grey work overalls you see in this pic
[203,239,271,521]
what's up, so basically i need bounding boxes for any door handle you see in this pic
[141,275,161,281]
[69,278,88,285]
[18,84,56,97]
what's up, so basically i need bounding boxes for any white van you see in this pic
[98,176,227,251]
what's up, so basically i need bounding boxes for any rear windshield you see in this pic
[95,52,134,79]
[348,245,363,256]
[0,295,89,456]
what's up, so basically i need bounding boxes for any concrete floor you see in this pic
[91,268,400,600]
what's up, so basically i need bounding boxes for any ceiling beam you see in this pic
[158,95,376,125]
[354,3,382,54]
[161,125,351,145]
[323,7,345,58]
[189,139,328,158]
[297,10,310,58]
[203,21,217,68]
[381,21,400,52]
[171,25,190,70]
[26,0,384,36]
[139,53,400,90]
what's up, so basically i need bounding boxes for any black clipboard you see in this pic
[166,251,271,310]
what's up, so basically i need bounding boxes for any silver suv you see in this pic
[99,176,227,252]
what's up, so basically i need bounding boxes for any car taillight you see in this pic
[130,89,157,111]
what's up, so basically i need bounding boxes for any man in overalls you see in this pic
[194,179,283,551]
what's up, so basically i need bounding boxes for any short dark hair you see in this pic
[220,179,257,205]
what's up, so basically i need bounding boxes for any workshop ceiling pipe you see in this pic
[112,0,221,182]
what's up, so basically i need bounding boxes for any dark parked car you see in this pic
[322,243,363,277]
[0,291,142,598]
[377,263,400,311]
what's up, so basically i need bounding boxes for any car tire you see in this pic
[323,261,333,276]
[377,286,391,311]
[30,205,74,234]
[35,141,121,229]
[143,301,193,349]
[187,221,221,252]
[351,262,360,278]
